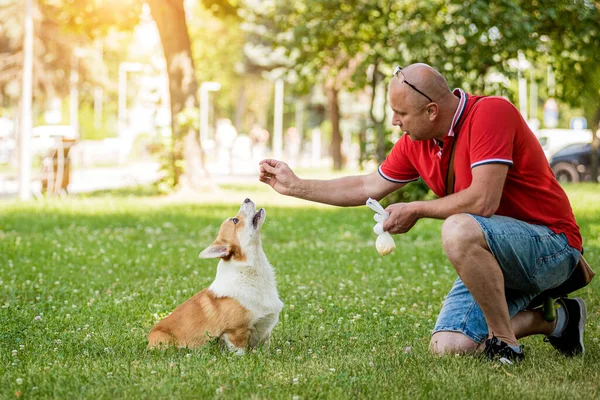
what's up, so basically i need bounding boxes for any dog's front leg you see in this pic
[221,328,250,355]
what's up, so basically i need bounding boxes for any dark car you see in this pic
[549,143,600,183]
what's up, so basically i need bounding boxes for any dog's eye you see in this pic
[232,218,239,224]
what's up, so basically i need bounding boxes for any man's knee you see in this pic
[430,331,481,355]
[441,214,486,260]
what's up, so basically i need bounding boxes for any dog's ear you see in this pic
[199,244,230,259]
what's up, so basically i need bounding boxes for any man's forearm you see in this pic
[290,176,368,206]
[412,186,498,220]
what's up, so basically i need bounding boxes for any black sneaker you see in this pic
[484,336,524,364]
[545,297,587,357]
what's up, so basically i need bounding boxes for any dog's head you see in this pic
[199,198,266,262]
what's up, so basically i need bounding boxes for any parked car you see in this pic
[535,128,592,160]
[549,143,600,183]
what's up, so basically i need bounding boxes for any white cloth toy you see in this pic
[366,198,396,256]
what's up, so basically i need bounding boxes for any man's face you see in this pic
[389,82,432,141]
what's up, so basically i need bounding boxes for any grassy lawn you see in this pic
[1,182,599,399]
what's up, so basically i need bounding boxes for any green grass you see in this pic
[1,183,599,399]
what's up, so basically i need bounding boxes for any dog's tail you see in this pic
[147,326,175,349]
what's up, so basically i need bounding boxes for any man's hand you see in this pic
[382,202,421,234]
[259,159,298,196]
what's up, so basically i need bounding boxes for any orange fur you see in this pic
[211,213,247,262]
[148,289,252,349]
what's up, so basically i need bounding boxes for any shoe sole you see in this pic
[573,297,587,355]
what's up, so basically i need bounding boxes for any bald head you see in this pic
[389,63,460,141]
[392,63,451,104]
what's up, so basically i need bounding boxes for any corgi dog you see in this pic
[148,198,283,353]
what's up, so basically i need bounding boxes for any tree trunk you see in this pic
[368,62,388,163]
[590,105,600,183]
[326,86,343,170]
[146,0,206,189]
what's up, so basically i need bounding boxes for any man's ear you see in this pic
[427,103,439,120]
[199,244,230,259]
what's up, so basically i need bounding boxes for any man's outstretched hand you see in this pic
[259,159,297,196]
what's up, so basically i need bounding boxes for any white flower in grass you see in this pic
[34,316,41,321]
[16,378,23,385]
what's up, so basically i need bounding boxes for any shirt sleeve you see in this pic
[468,98,516,169]
[378,134,420,183]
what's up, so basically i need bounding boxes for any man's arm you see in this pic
[383,164,508,233]
[259,159,405,206]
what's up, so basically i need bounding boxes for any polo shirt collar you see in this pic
[448,88,468,137]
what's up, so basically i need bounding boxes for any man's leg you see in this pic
[512,309,555,338]
[432,213,580,356]
[430,310,554,355]
[441,214,517,345]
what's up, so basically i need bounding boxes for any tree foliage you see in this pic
[0,0,141,108]
[247,0,600,171]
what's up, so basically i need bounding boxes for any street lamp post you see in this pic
[273,79,284,159]
[118,62,144,139]
[517,51,530,120]
[19,0,34,201]
[200,82,221,143]
[117,62,143,164]
[70,52,80,133]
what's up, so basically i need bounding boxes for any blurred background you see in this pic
[1,0,599,200]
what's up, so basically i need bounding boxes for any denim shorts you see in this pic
[433,214,580,344]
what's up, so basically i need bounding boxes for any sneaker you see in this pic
[545,297,587,357]
[484,336,524,364]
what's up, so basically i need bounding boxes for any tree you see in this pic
[526,0,600,182]
[145,0,207,189]
[0,0,141,128]
[247,1,379,169]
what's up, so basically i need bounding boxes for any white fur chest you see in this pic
[208,257,283,324]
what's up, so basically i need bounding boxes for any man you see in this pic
[258,63,586,363]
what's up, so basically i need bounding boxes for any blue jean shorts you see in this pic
[433,214,580,344]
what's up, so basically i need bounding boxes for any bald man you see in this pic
[259,63,585,363]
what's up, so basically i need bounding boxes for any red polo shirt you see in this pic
[379,89,582,251]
